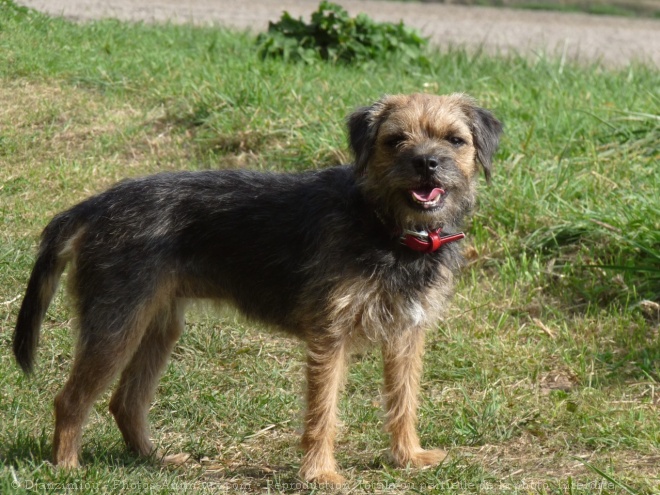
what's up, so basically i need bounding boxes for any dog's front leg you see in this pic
[299,336,347,486]
[382,329,447,469]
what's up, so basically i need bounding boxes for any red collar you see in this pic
[369,207,465,254]
[400,227,465,253]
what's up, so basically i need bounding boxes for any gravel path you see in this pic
[16,0,660,67]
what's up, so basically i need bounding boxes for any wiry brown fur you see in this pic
[13,93,502,485]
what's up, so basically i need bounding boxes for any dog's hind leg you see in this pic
[109,299,185,457]
[53,300,155,468]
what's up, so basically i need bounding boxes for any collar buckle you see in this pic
[401,228,465,253]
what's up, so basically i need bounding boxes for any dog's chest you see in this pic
[322,263,455,343]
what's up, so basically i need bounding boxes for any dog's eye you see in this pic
[384,134,406,148]
[448,136,466,147]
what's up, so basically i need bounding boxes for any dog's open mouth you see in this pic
[410,186,445,209]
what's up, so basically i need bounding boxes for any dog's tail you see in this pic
[13,209,83,374]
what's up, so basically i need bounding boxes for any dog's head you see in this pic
[347,93,502,230]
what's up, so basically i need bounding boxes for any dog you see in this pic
[13,93,502,485]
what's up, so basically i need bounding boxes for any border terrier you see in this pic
[13,93,502,484]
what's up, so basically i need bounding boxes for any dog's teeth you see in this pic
[413,197,440,205]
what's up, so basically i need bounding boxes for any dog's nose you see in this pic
[412,155,439,174]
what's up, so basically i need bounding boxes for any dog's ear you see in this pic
[347,97,392,175]
[469,105,503,183]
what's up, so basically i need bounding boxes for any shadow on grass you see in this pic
[0,430,51,468]
[202,465,300,492]
[597,321,660,384]
[0,432,155,470]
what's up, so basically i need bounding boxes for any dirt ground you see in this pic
[15,0,660,67]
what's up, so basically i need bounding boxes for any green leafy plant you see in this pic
[257,1,428,64]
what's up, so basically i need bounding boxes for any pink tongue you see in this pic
[412,187,444,202]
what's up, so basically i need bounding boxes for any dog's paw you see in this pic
[306,471,346,487]
[299,450,345,487]
[393,448,447,468]
[411,448,448,467]
[55,457,80,469]
[161,452,191,466]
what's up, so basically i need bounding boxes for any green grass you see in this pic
[1,0,659,493]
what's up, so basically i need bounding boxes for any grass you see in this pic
[1,0,659,493]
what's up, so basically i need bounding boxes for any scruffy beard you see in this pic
[358,167,478,232]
